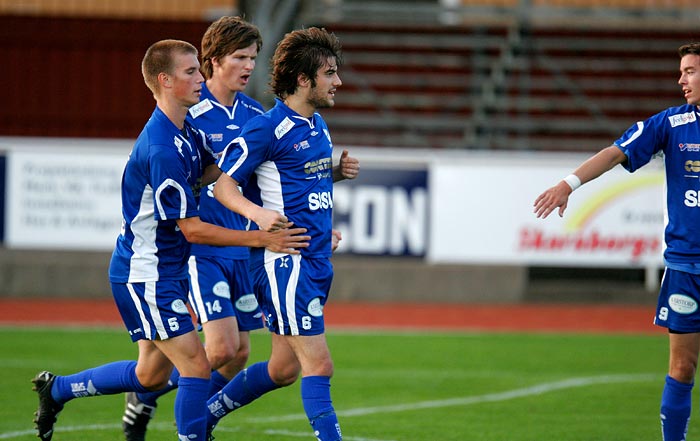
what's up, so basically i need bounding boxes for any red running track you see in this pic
[0,298,663,334]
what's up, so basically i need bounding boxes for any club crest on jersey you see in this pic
[669,111,696,127]
[209,133,223,142]
[275,117,295,139]
[189,99,214,119]
[294,140,311,151]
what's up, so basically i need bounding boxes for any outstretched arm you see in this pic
[533,145,627,219]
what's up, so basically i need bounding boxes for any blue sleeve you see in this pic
[614,112,667,173]
[218,117,272,187]
[150,146,199,220]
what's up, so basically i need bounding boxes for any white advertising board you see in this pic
[5,148,128,250]
[429,154,665,267]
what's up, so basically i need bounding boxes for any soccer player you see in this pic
[209,27,359,440]
[534,42,700,441]
[120,17,269,441]
[31,39,309,441]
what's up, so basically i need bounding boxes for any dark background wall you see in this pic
[1,15,211,138]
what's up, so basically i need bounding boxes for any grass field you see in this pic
[0,325,672,441]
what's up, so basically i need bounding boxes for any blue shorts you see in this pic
[188,256,263,332]
[111,279,196,342]
[655,268,700,332]
[253,255,333,336]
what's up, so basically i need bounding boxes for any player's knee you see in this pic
[207,346,237,370]
[270,362,301,386]
[669,359,698,383]
[137,371,172,390]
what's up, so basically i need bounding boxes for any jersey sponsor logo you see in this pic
[294,140,311,151]
[189,99,214,119]
[212,281,231,299]
[683,190,700,207]
[669,111,696,127]
[210,133,224,142]
[668,293,698,314]
[171,299,189,314]
[275,117,295,139]
[235,293,259,312]
[680,143,700,152]
[307,297,324,317]
[685,160,700,172]
[308,191,333,211]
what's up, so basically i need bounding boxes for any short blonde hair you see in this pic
[142,39,198,96]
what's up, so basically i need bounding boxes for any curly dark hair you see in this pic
[269,27,342,98]
[679,42,700,58]
[200,16,262,80]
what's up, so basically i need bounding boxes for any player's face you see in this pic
[679,54,700,106]
[211,43,258,93]
[170,52,204,107]
[307,57,341,109]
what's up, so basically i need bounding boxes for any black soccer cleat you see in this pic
[122,392,157,441]
[32,371,63,441]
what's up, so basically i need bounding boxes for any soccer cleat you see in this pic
[122,392,157,441]
[32,370,63,441]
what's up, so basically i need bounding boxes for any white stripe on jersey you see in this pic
[145,281,168,339]
[155,179,188,219]
[187,256,209,324]
[129,186,158,282]
[220,136,248,176]
[620,121,644,147]
[256,161,285,216]
[127,282,151,338]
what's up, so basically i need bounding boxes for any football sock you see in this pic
[660,374,693,441]
[135,367,180,406]
[51,361,148,403]
[206,361,279,427]
[301,376,342,441]
[208,370,230,397]
[175,376,209,440]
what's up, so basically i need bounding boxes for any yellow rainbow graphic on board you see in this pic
[564,171,665,232]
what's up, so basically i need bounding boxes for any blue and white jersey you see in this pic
[614,104,700,269]
[187,84,264,259]
[109,106,215,283]
[218,98,334,266]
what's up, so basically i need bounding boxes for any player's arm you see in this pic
[333,149,360,182]
[213,172,291,232]
[176,216,309,254]
[533,145,627,219]
[201,163,222,186]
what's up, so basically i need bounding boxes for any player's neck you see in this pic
[283,95,314,118]
[157,98,189,130]
[207,79,237,107]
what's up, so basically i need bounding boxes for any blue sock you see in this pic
[51,361,148,404]
[175,376,209,440]
[206,361,279,428]
[301,376,342,441]
[136,368,180,406]
[208,370,229,397]
[661,375,693,441]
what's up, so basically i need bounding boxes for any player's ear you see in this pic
[158,72,171,88]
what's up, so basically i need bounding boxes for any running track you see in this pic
[0,298,664,334]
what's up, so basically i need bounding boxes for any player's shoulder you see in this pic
[659,104,699,128]
[189,98,215,119]
[237,93,265,115]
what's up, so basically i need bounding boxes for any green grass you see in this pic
[0,326,672,440]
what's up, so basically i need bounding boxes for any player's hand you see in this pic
[253,207,290,232]
[331,229,342,252]
[262,227,310,254]
[337,149,360,180]
[533,181,573,218]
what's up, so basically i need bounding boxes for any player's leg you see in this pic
[661,332,700,441]
[285,333,341,441]
[656,269,700,441]
[206,333,300,431]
